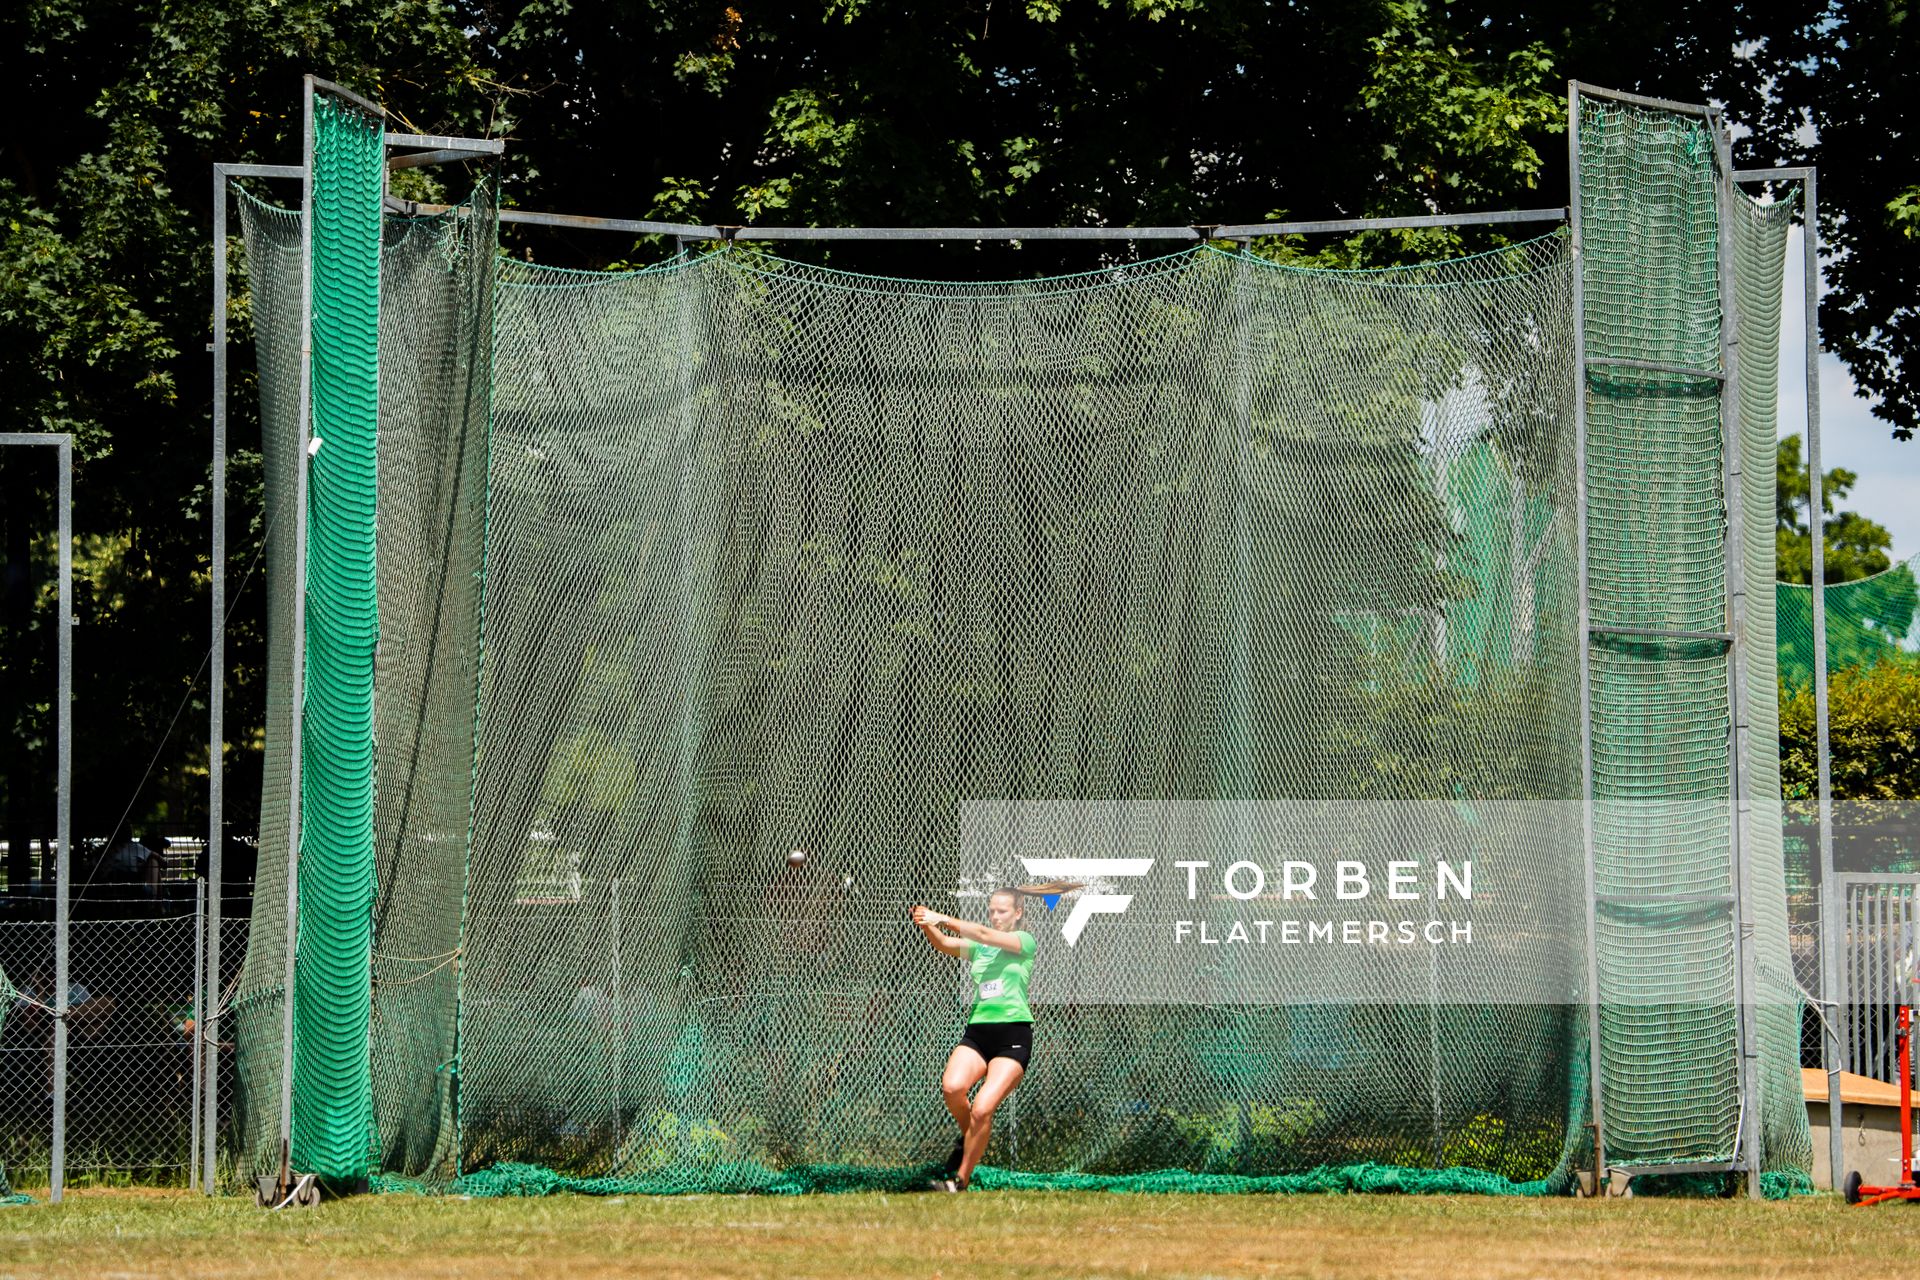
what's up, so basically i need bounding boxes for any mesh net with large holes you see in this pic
[227,87,1811,1196]
[1777,556,1920,690]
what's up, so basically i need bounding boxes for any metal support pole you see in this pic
[1567,82,1610,1190]
[201,159,301,1196]
[51,435,72,1205]
[0,433,73,1200]
[1804,169,1844,1188]
[276,74,316,1190]
[1711,109,1764,1200]
[190,876,206,1191]
[206,163,228,1196]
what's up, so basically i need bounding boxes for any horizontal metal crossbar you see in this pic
[388,149,493,171]
[376,202,1565,244]
[1734,166,1813,183]
[1212,208,1565,238]
[1589,624,1734,644]
[0,433,73,447]
[1570,80,1712,118]
[1608,1160,1745,1176]
[1836,873,1920,888]
[383,197,725,240]
[217,163,306,181]
[729,225,1205,242]
[308,75,383,119]
[386,133,506,155]
[1585,356,1724,382]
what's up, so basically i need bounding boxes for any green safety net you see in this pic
[1578,96,1739,1168]
[230,188,301,1184]
[1576,94,1809,1179]
[231,85,1810,1196]
[1730,185,1814,1180]
[448,239,1591,1193]
[297,93,385,1183]
[228,95,388,1187]
[1778,554,1920,688]
[364,186,497,1179]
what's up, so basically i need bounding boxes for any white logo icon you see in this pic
[1018,857,1156,945]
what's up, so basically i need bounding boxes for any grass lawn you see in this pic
[2,1187,1915,1279]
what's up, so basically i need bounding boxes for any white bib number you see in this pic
[978,978,1005,1000]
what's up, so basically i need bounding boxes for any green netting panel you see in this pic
[1578,97,1738,1166]
[1730,187,1814,1178]
[367,189,498,1178]
[1577,95,1810,1180]
[1778,555,1920,687]
[295,94,385,1182]
[233,190,305,1185]
[439,240,1589,1192]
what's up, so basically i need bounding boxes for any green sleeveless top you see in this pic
[966,930,1035,1024]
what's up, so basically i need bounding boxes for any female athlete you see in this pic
[911,890,1035,1192]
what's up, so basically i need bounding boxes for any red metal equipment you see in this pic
[1844,1004,1920,1205]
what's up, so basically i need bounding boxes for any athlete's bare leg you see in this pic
[941,1044,988,1134]
[957,1056,1025,1188]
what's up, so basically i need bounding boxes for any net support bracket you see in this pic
[1583,357,1725,383]
[385,132,505,154]
[1587,624,1733,644]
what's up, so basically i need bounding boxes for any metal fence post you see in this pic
[51,435,73,1204]
[0,432,74,1201]
[51,436,73,1204]
[190,878,206,1191]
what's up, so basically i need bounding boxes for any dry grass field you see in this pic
[3,1186,1918,1279]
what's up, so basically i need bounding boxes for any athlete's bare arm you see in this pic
[914,908,1024,955]
[911,905,971,957]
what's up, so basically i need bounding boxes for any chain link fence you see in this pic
[0,902,248,1193]
[1787,890,1825,1069]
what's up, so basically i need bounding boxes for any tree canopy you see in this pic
[0,0,1913,862]
[1776,432,1895,585]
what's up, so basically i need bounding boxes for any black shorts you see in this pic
[958,1020,1033,1068]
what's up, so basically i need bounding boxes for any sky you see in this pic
[1776,224,1918,564]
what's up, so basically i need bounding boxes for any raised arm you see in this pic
[915,908,1026,956]
[909,905,972,958]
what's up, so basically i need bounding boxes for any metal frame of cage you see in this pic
[192,74,1838,1202]
[0,432,73,1201]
